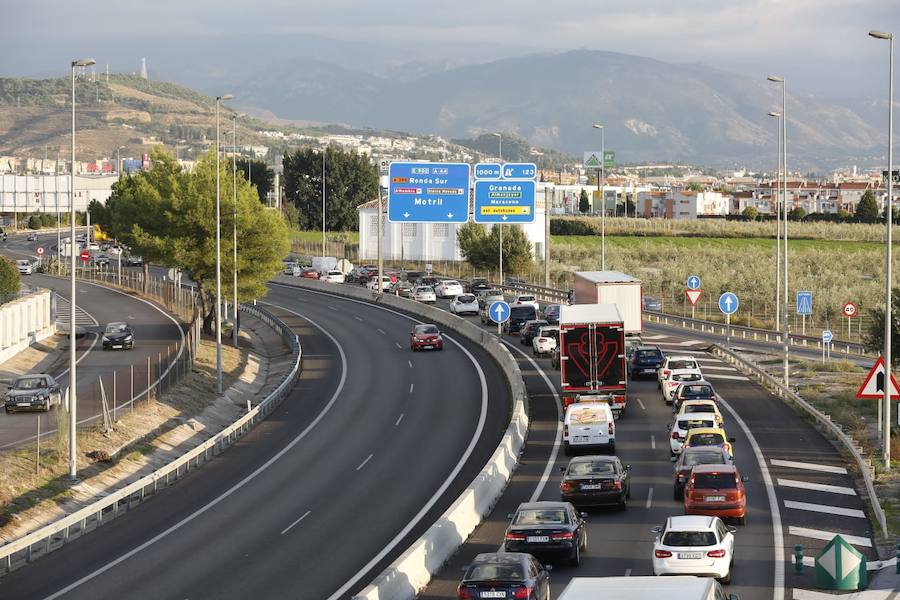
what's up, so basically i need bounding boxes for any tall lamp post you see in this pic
[68,57,95,480]
[870,29,894,470]
[232,113,244,345]
[215,94,233,396]
[531,149,549,287]
[493,132,503,285]
[768,111,783,332]
[592,124,606,270]
[768,75,789,387]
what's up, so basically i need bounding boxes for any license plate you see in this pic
[574,436,590,442]
[678,552,703,559]
[526,535,550,543]
[581,483,603,490]
[643,368,656,373]
[705,495,726,502]
[480,593,506,599]
[18,403,31,407]
[113,345,122,349]
[423,345,432,349]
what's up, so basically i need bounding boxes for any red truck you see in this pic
[559,303,627,417]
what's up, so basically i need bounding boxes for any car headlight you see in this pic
[102,335,110,342]
[124,335,133,341]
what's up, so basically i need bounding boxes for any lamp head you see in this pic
[768,111,782,117]
[592,123,603,129]
[767,75,784,83]
[217,94,234,101]
[72,58,96,68]
[869,30,893,40]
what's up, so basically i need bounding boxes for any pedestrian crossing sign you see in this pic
[856,356,900,399]
[796,291,813,316]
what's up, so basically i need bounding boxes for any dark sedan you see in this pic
[102,322,135,350]
[642,296,662,312]
[520,319,549,346]
[560,455,631,510]
[628,346,665,379]
[672,446,734,500]
[457,552,550,600]
[504,501,588,566]
[465,277,489,293]
[4,374,61,413]
[541,304,561,325]
[503,305,538,336]
[409,324,444,351]
[672,381,718,413]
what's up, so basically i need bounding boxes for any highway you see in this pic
[0,284,509,600]
[0,234,186,449]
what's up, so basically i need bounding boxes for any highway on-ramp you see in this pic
[0,285,509,600]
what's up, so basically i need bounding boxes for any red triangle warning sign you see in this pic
[856,356,900,399]
[685,289,702,306]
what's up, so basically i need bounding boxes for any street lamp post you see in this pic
[215,94,232,396]
[768,75,789,387]
[231,114,241,344]
[322,152,326,262]
[870,29,894,470]
[68,57,95,480]
[769,111,783,332]
[493,132,503,285]
[531,149,549,287]
[593,124,606,270]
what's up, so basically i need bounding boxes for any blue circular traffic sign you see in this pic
[687,275,701,291]
[489,300,511,324]
[822,329,834,343]
[718,292,739,315]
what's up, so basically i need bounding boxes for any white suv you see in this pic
[657,355,702,389]
[532,325,559,357]
[652,515,735,583]
[661,369,704,403]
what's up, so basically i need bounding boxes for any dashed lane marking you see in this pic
[788,526,872,547]
[778,478,856,496]
[280,510,311,535]
[783,500,865,519]
[771,459,847,474]
[356,454,374,471]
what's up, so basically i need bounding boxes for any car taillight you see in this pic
[663,369,670,377]
[505,532,526,541]
[563,424,569,437]
[537,337,546,342]
[608,422,614,435]
[611,480,623,491]
[457,585,473,600]
[671,431,680,440]
[550,532,574,540]
[655,549,673,558]
[707,549,727,558]
[513,586,531,599]
[560,481,576,493]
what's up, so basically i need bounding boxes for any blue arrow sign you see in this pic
[501,162,537,180]
[822,329,833,343]
[718,292,739,315]
[489,300,511,324]
[797,291,813,316]
[474,163,502,179]
[388,162,470,223]
[687,275,701,291]
[474,180,536,224]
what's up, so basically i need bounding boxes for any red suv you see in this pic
[683,464,748,525]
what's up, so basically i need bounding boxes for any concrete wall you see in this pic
[0,289,54,364]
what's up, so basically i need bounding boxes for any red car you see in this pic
[410,324,444,351]
[300,268,320,279]
[683,464,748,525]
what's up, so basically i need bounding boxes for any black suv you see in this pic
[504,305,538,335]
[628,346,665,379]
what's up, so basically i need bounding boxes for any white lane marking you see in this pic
[409,383,414,394]
[273,287,490,600]
[698,365,739,372]
[328,306,337,311]
[703,373,749,381]
[407,360,413,368]
[650,435,656,450]
[280,510,311,535]
[716,396,785,600]
[794,588,893,600]
[356,453,374,471]
[395,413,404,426]
[624,568,632,576]
[778,478,856,496]
[788,526,872,547]
[642,334,668,340]
[355,315,363,321]
[128,315,135,320]
[377,328,385,334]
[645,487,654,509]
[395,342,402,349]
[783,500,866,519]
[636,397,646,410]
[41,302,347,600]
[771,459,847,474]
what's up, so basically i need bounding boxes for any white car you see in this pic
[658,355,702,389]
[323,270,345,284]
[367,275,393,291]
[677,400,725,427]
[283,261,301,276]
[532,325,559,357]
[435,279,464,298]
[652,515,735,583]
[668,413,720,456]
[661,369,704,403]
[413,286,436,303]
[16,259,33,275]
[512,294,539,309]
[449,293,479,315]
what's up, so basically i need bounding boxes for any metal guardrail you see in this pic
[711,343,888,540]
[0,304,301,575]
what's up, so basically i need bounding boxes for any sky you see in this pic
[3,0,899,98]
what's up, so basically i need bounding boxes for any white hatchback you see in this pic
[16,259,34,275]
[449,293,479,315]
[435,279,464,298]
[413,286,437,303]
[658,355,702,389]
[367,275,393,291]
[323,270,345,284]
[652,515,735,583]
[661,369,704,403]
[512,294,539,309]
[668,413,720,456]
[532,325,559,357]
[563,401,615,456]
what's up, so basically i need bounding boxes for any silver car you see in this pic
[5,374,61,413]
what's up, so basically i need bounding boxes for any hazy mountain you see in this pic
[231,49,885,170]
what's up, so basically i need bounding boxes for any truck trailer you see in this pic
[572,271,642,335]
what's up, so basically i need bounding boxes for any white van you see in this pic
[282,261,301,276]
[558,576,738,600]
[563,402,615,456]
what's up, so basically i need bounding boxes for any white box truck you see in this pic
[572,271,642,335]
[311,256,338,276]
[558,576,737,600]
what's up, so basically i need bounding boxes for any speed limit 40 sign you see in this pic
[842,301,858,318]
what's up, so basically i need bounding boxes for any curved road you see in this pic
[0,285,508,599]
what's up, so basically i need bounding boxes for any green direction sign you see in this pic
[603,150,615,168]
[814,535,867,591]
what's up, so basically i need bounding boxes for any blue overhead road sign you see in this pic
[474,180,536,224]
[797,291,813,316]
[474,163,502,179]
[489,300,511,324]
[502,163,537,180]
[687,275,701,291]
[388,162,470,223]
[718,292,739,315]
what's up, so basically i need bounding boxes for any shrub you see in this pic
[27,214,42,229]
[0,258,20,304]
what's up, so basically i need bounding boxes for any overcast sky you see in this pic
[3,0,899,98]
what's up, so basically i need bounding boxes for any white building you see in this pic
[358,199,547,262]
[0,174,117,214]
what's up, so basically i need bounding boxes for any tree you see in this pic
[687,182,704,192]
[456,223,533,274]
[864,288,900,366]
[456,222,491,269]
[0,257,20,304]
[282,147,377,231]
[236,158,274,204]
[837,208,851,221]
[578,189,590,214]
[788,207,806,221]
[855,189,879,222]
[27,214,41,229]
[282,202,300,229]
[742,206,759,221]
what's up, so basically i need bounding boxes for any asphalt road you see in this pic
[0,284,509,600]
[0,233,185,449]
